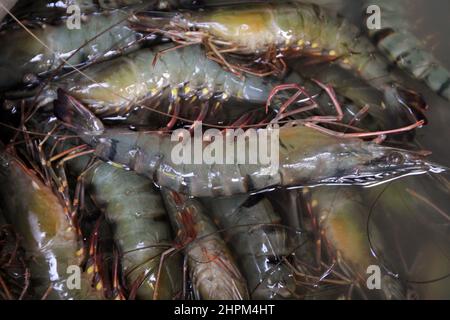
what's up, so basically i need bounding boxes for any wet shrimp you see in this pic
[303,187,407,299]
[131,2,428,112]
[161,188,249,300]
[55,98,442,197]
[362,0,450,101]
[0,7,144,91]
[66,156,183,300]
[201,195,300,299]
[0,145,104,299]
[47,44,279,127]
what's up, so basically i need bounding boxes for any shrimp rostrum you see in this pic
[55,98,444,197]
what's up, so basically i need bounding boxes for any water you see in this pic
[325,0,450,299]
[1,0,449,300]
[372,1,450,299]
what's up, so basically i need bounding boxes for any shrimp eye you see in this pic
[387,152,405,165]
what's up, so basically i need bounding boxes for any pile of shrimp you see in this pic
[0,0,449,300]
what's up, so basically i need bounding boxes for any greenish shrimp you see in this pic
[66,157,183,300]
[0,7,143,91]
[362,0,450,101]
[303,186,407,300]
[201,195,299,299]
[161,188,249,300]
[0,145,104,299]
[132,1,428,111]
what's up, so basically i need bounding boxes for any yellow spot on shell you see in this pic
[311,42,319,49]
[171,88,178,97]
[110,162,124,169]
[96,282,103,291]
[184,86,191,94]
[343,58,350,65]
[302,188,310,194]
[150,88,159,96]
[329,50,337,56]
[202,88,209,96]
[76,248,84,256]
[311,200,318,208]
[87,265,94,274]
[297,39,305,47]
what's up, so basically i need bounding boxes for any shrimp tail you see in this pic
[54,89,104,135]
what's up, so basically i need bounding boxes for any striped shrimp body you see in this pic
[50,43,409,130]
[161,188,249,300]
[304,187,406,300]
[50,44,281,124]
[0,146,104,300]
[201,195,298,299]
[56,99,442,197]
[0,8,143,91]
[363,0,450,101]
[64,154,183,300]
[134,2,427,109]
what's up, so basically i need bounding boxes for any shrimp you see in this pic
[55,98,443,197]
[0,145,104,299]
[47,44,279,126]
[0,7,144,91]
[50,44,396,130]
[362,0,450,101]
[161,188,249,300]
[303,186,406,300]
[65,157,183,300]
[131,2,427,111]
[201,195,300,299]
